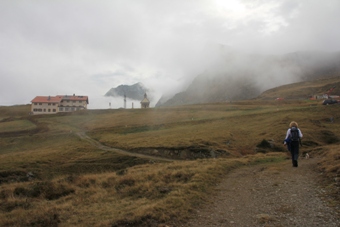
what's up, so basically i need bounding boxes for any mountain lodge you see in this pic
[31,94,89,115]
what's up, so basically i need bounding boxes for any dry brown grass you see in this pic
[309,145,340,212]
[258,75,340,100]
[86,100,340,157]
[319,147,340,172]
[0,153,285,226]
[1,96,340,226]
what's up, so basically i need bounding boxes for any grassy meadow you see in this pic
[0,98,340,226]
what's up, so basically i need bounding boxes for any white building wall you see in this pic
[31,96,88,115]
[59,100,87,113]
[31,103,58,115]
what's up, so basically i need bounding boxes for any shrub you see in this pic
[13,187,33,197]
[115,176,135,192]
[0,189,11,199]
[0,200,30,212]
[101,176,116,188]
[320,130,340,144]
[74,177,97,188]
[257,139,271,148]
[25,208,60,227]
[162,171,194,183]
[116,169,127,176]
[13,181,75,200]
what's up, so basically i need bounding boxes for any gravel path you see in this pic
[185,157,340,227]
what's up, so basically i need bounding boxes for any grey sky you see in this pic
[1,0,340,108]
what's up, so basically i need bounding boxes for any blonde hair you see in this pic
[289,121,298,128]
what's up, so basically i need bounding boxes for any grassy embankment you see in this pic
[0,100,339,226]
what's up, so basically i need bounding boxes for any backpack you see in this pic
[290,127,300,141]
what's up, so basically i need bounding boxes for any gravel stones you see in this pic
[184,158,340,227]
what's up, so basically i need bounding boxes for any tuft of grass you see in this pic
[257,139,271,148]
[0,207,60,227]
[313,145,340,212]
[317,145,340,178]
[13,181,75,200]
[320,130,340,144]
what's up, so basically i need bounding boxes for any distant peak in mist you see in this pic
[105,83,149,100]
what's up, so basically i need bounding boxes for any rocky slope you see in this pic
[159,51,340,107]
[105,82,148,100]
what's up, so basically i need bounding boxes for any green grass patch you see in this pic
[0,120,36,133]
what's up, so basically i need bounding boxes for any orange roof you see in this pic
[57,95,89,104]
[31,95,89,104]
[31,96,62,103]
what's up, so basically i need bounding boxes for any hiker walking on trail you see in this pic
[283,121,303,167]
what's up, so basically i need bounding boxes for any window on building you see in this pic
[39,103,42,105]
[65,107,69,111]
[59,107,63,111]
[48,109,51,112]
[53,109,56,112]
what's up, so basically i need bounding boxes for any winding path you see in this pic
[76,131,174,162]
[76,132,340,226]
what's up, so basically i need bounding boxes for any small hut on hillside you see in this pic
[140,93,150,108]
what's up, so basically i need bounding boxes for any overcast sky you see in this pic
[1,0,340,108]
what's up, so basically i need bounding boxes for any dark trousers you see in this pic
[290,141,299,167]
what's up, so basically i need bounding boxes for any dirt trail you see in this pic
[185,157,340,227]
[76,131,340,226]
[76,132,174,162]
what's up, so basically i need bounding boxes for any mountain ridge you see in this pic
[158,51,340,106]
[105,82,148,101]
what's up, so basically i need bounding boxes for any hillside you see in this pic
[1,85,340,226]
[159,51,340,106]
[258,74,340,100]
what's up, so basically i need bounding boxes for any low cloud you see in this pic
[1,0,340,107]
